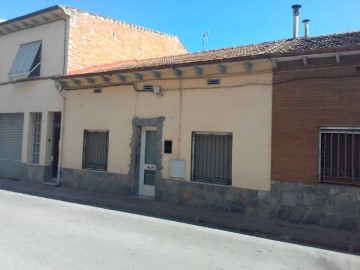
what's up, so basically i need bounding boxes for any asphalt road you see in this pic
[0,190,359,270]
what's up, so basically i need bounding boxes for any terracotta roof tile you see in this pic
[66,31,360,77]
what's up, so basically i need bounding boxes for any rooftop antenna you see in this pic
[201,30,209,50]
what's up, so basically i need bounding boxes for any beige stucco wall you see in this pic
[0,20,66,166]
[62,60,272,191]
[0,20,66,82]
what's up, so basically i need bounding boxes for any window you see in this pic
[191,132,232,185]
[32,113,42,164]
[82,130,109,171]
[9,41,42,81]
[207,79,220,85]
[320,127,360,185]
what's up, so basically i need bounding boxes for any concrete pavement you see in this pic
[1,189,360,270]
[0,177,359,254]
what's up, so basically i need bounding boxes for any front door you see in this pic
[139,126,157,197]
[52,126,61,177]
[51,112,61,178]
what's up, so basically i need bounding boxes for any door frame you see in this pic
[138,126,157,197]
[129,116,165,197]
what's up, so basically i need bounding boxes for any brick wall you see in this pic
[272,54,360,184]
[66,9,187,72]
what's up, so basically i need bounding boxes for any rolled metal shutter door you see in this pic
[0,113,24,179]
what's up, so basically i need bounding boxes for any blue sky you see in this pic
[1,0,359,52]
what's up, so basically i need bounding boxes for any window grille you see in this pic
[32,113,42,164]
[191,132,232,185]
[82,130,109,171]
[9,41,42,81]
[143,85,154,91]
[320,127,360,185]
[207,79,220,85]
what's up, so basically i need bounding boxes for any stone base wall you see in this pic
[20,164,52,183]
[156,178,360,231]
[156,178,271,217]
[271,181,360,231]
[33,167,360,231]
[60,168,133,195]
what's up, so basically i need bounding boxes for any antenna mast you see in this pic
[201,30,209,50]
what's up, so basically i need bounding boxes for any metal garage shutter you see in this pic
[0,113,24,179]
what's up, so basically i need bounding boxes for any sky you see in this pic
[1,0,359,53]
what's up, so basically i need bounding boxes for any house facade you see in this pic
[0,6,186,183]
[2,6,360,231]
[55,32,360,231]
[56,57,273,202]
[271,33,360,230]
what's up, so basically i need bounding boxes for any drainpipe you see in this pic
[302,19,310,38]
[47,84,66,186]
[55,17,69,186]
[291,4,302,39]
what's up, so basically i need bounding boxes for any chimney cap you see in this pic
[302,19,310,23]
[291,4,302,15]
[291,4,302,9]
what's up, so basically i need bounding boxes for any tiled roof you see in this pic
[65,31,360,77]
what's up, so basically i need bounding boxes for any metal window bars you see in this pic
[82,130,109,171]
[319,127,360,185]
[32,113,42,164]
[191,132,232,185]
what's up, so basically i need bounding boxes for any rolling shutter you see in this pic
[0,113,24,179]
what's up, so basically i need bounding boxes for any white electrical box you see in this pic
[169,159,185,179]
[153,86,161,94]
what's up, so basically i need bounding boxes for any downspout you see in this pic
[56,86,66,186]
[177,78,182,159]
[56,17,69,186]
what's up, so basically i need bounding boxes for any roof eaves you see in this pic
[0,5,62,27]
[269,44,360,58]
[55,53,270,80]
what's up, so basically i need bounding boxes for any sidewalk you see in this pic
[0,177,359,254]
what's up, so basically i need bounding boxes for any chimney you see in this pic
[291,4,302,39]
[302,19,310,38]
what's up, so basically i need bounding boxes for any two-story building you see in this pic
[0,6,186,183]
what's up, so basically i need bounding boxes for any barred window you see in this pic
[82,130,109,171]
[32,113,42,164]
[320,127,360,185]
[191,132,232,185]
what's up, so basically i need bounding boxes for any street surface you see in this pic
[0,189,359,270]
